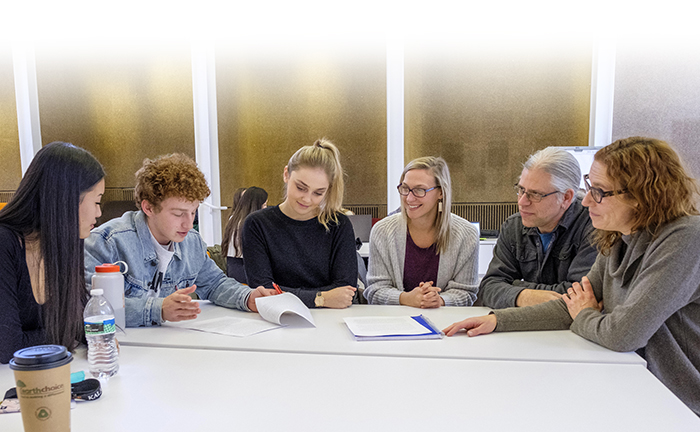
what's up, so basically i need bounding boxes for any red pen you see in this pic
[273,282,283,294]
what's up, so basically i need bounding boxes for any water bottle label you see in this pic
[84,318,116,335]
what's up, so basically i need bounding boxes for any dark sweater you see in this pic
[479,197,597,309]
[241,206,358,307]
[0,226,45,364]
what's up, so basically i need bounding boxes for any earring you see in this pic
[438,200,443,213]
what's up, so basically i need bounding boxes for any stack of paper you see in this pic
[343,315,443,341]
[177,316,281,337]
[174,292,315,337]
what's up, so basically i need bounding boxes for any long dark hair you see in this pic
[0,142,105,351]
[231,187,246,212]
[222,186,268,257]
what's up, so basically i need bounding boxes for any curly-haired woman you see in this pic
[444,137,700,416]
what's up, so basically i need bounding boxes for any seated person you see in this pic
[479,147,597,309]
[444,137,700,416]
[231,187,247,212]
[85,154,273,327]
[0,142,104,363]
[242,139,357,309]
[364,156,479,307]
[222,186,268,284]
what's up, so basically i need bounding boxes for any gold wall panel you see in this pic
[35,42,195,189]
[216,40,387,215]
[0,44,21,192]
[405,40,592,203]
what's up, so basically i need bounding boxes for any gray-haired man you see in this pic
[479,147,597,309]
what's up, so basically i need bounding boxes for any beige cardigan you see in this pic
[364,213,479,306]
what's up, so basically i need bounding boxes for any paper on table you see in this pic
[343,316,431,337]
[177,316,281,337]
[255,292,316,327]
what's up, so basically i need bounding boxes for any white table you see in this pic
[0,346,696,432]
[118,303,644,365]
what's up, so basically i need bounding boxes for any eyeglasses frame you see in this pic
[397,184,441,198]
[513,183,560,203]
[583,174,628,203]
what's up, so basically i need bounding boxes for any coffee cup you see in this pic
[9,345,73,432]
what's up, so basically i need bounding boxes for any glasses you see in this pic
[513,184,560,203]
[583,174,627,203]
[397,184,440,198]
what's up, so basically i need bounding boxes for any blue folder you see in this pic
[348,315,444,341]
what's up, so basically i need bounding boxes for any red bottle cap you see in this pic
[95,263,120,273]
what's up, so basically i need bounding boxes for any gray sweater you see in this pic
[494,215,700,416]
[364,213,479,306]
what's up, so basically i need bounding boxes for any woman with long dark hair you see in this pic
[222,186,268,284]
[230,187,247,215]
[0,142,105,363]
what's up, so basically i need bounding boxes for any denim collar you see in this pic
[133,210,183,265]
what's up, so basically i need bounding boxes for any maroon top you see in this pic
[402,230,440,292]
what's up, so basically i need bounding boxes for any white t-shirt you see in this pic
[227,233,242,258]
[226,220,244,258]
[148,228,174,296]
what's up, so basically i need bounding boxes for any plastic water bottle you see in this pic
[92,261,128,330]
[84,289,119,379]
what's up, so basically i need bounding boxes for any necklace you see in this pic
[24,237,46,305]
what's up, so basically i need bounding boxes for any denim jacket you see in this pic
[84,211,252,327]
[478,197,597,309]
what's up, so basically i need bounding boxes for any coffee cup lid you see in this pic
[9,345,73,371]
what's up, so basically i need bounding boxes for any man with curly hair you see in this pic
[84,153,274,327]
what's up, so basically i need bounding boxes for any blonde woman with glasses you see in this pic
[364,156,479,307]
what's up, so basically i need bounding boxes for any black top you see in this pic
[241,206,358,307]
[0,225,45,364]
[226,256,248,285]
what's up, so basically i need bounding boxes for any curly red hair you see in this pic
[593,137,699,254]
[135,153,210,209]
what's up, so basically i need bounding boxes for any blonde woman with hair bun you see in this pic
[364,156,479,307]
[242,139,358,309]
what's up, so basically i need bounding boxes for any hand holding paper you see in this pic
[247,285,278,312]
[255,292,316,326]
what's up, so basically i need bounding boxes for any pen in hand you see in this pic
[273,282,283,295]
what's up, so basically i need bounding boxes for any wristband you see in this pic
[3,378,102,403]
